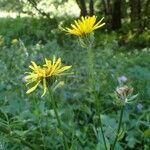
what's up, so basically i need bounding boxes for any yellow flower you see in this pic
[25,56,72,97]
[11,39,18,45]
[63,15,105,36]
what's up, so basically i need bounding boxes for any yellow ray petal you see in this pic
[41,78,47,97]
[26,80,41,94]
[54,66,72,74]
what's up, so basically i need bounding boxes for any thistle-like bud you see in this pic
[114,85,137,106]
[116,86,133,98]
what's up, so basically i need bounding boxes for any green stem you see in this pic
[99,114,108,150]
[87,42,94,85]
[86,39,107,150]
[48,90,68,150]
[112,106,124,150]
[96,93,107,150]
[94,91,107,150]
[38,118,46,150]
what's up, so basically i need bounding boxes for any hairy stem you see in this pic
[86,39,107,150]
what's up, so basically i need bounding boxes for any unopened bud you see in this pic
[114,85,137,106]
[116,86,133,98]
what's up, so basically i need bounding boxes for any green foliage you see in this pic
[0,17,150,149]
[0,17,58,45]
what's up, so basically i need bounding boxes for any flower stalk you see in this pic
[86,37,94,86]
[48,89,69,150]
[25,57,71,150]
[63,15,106,149]
[112,106,124,150]
[85,36,108,150]
[99,114,108,150]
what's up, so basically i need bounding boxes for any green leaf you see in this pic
[144,128,150,138]
[96,131,110,150]
[126,132,138,148]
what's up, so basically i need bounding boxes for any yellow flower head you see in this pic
[11,39,18,45]
[25,56,72,97]
[63,15,105,36]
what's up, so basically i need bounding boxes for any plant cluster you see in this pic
[0,15,149,150]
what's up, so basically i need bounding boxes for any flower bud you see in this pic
[116,86,133,98]
[114,85,136,106]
